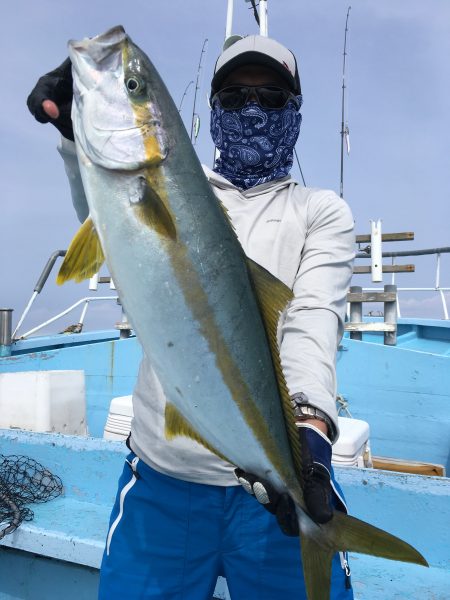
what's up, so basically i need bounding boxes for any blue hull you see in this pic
[337,318,450,472]
[1,319,449,598]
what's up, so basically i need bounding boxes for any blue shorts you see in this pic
[99,453,353,599]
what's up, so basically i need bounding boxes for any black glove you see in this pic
[235,423,337,536]
[26,57,74,141]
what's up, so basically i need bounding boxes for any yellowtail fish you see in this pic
[58,26,427,600]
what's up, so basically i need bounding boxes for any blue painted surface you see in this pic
[0,429,449,599]
[10,330,122,355]
[0,333,142,437]
[1,319,450,598]
[343,317,450,356]
[337,320,450,472]
[0,548,99,600]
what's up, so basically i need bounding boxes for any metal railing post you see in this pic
[349,286,362,341]
[0,309,13,357]
[383,285,397,346]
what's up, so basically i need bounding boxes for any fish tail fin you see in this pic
[297,509,428,600]
[299,537,333,600]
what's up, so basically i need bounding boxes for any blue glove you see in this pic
[235,423,335,536]
[297,423,333,523]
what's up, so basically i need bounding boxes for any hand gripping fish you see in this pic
[58,26,427,600]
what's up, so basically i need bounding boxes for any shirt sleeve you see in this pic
[279,190,355,441]
[57,136,89,223]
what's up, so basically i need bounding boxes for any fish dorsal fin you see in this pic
[57,216,105,284]
[246,258,303,476]
[165,402,230,463]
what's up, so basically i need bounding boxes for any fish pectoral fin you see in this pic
[297,508,428,600]
[164,403,230,462]
[133,178,177,241]
[57,216,105,284]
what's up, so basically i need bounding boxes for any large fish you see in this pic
[58,26,427,600]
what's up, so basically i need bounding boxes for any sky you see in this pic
[1,0,449,337]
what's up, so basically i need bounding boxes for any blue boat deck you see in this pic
[1,429,449,600]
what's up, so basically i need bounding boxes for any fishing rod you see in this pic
[190,38,208,144]
[340,6,351,198]
[178,80,194,114]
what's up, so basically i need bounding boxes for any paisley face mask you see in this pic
[210,96,302,190]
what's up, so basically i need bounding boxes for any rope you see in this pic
[336,394,353,418]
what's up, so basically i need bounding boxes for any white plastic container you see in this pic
[332,416,371,467]
[0,370,87,435]
[103,394,133,441]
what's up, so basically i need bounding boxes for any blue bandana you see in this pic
[210,96,302,190]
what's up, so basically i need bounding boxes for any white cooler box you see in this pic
[104,397,371,470]
[332,416,371,467]
[0,370,87,435]
[104,394,134,440]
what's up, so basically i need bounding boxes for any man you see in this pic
[28,34,355,599]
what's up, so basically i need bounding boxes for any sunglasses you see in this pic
[212,85,300,110]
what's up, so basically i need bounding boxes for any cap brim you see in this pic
[211,51,299,95]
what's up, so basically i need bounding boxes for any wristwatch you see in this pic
[290,392,337,441]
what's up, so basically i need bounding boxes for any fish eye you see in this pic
[126,76,142,93]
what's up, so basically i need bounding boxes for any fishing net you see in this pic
[0,455,63,540]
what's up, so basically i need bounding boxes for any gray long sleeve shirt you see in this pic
[59,138,355,486]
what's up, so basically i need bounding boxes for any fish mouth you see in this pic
[68,25,127,92]
[68,25,126,63]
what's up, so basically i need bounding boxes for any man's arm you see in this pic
[27,58,89,223]
[57,138,89,223]
[280,190,355,440]
[236,191,355,532]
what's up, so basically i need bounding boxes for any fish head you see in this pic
[69,25,168,171]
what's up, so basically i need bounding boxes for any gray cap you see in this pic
[211,35,301,96]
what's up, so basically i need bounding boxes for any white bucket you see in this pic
[332,416,371,467]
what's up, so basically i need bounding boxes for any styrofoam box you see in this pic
[333,416,370,461]
[0,370,87,435]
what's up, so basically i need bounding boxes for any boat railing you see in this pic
[355,246,450,320]
[10,250,121,343]
[7,240,450,348]
[18,295,120,339]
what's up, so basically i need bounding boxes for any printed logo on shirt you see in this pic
[266,218,281,223]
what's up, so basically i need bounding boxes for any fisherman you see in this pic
[27,34,355,599]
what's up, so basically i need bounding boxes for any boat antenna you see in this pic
[190,38,208,144]
[178,80,194,114]
[339,6,351,198]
